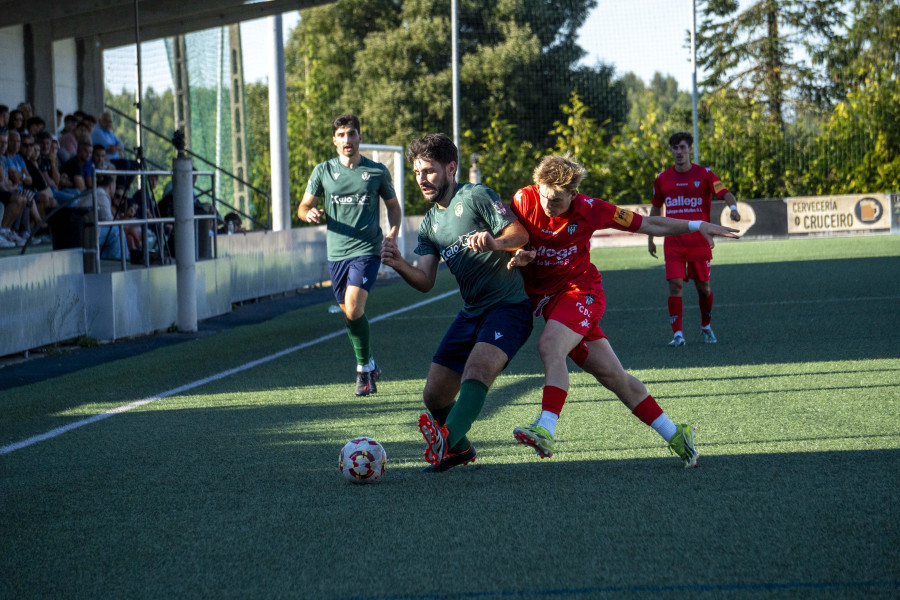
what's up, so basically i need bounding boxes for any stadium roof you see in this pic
[1,0,333,48]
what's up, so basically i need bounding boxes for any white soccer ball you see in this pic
[339,437,386,484]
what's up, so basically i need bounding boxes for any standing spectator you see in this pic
[648,132,741,346]
[296,113,402,397]
[380,133,533,473]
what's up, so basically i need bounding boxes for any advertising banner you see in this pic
[786,193,891,234]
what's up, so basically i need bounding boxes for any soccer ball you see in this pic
[339,437,386,484]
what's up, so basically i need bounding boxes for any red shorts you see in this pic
[531,288,606,367]
[665,259,711,282]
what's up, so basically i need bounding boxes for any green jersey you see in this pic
[306,156,396,261]
[415,183,527,315]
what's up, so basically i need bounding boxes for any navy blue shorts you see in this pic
[433,299,534,373]
[329,255,381,304]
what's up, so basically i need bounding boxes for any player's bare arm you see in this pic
[647,204,662,257]
[297,191,323,223]
[381,238,440,292]
[724,192,741,222]
[468,220,529,253]
[383,196,402,239]
[639,216,739,250]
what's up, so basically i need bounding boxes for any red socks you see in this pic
[632,395,663,426]
[699,292,713,327]
[667,296,683,333]
[541,385,567,415]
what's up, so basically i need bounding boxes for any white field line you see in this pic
[0,289,459,456]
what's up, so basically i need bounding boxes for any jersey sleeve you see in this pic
[707,169,729,199]
[377,162,396,200]
[473,185,517,237]
[305,163,325,197]
[414,217,438,257]
[650,173,665,207]
[590,200,643,233]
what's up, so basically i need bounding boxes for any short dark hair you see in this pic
[332,113,360,135]
[78,140,93,148]
[406,133,458,166]
[26,116,44,129]
[93,144,106,152]
[35,131,51,142]
[0,105,8,115]
[668,132,693,148]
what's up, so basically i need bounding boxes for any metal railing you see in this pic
[88,168,217,274]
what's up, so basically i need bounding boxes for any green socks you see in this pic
[345,314,371,366]
[445,379,488,452]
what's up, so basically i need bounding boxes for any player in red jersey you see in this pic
[508,154,738,467]
[649,132,741,346]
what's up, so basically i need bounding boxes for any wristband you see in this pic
[688,220,703,233]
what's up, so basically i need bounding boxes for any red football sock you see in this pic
[632,395,663,426]
[699,292,714,327]
[541,385,568,416]
[667,296,683,333]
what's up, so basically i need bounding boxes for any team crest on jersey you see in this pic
[585,294,594,305]
[492,200,509,216]
[567,223,578,235]
[361,171,370,181]
[432,224,439,232]
[613,208,634,228]
[332,172,341,180]
[455,203,464,217]
[694,180,700,188]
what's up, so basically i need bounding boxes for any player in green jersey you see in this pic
[381,133,533,473]
[298,114,402,396]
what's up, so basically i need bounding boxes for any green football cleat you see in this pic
[513,423,555,458]
[668,424,699,468]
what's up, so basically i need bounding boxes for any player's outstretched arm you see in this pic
[639,216,739,249]
[381,238,439,292]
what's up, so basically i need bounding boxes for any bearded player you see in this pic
[648,132,741,346]
[508,154,739,467]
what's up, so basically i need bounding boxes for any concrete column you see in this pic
[174,155,197,333]
[24,23,56,129]
[76,35,104,117]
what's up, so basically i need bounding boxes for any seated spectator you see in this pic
[59,140,93,193]
[111,186,141,256]
[8,110,25,134]
[2,131,32,197]
[16,102,33,122]
[0,132,27,247]
[57,113,79,159]
[20,133,56,242]
[26,116,45,137]
[0,105,8,134]
[91,113,124,160]
[76,173,128,260]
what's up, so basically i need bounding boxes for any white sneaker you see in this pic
[26,233,42,245]
[5,230,27,247]
[701,327,717,344]
[668,332,686,347]
[0,233,15,248]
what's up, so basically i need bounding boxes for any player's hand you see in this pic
[466,231,496,252]
[700,222,740,250]
[730,207,741,222]
[304,207,322,224]
[381,236,402,268]
[648,238,657,258]
[507,248,536,270]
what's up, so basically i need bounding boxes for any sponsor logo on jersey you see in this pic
[580,319,591,329]
[455,202,464,217]
[613,208,635,228]
[541,228,558,235]
[494,331,503,340]
[676,182,688,187]
[583,197,595,207]
[713,180,726,194]
[534,244,578,264]
[332,194,368,205]
[664,195,704,208]
[439,230,479,261]
[567,223,578,235]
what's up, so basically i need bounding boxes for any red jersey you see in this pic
[651,164,729,261]
[511,185,643,298]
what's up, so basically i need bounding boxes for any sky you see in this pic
[106,1,737,95]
